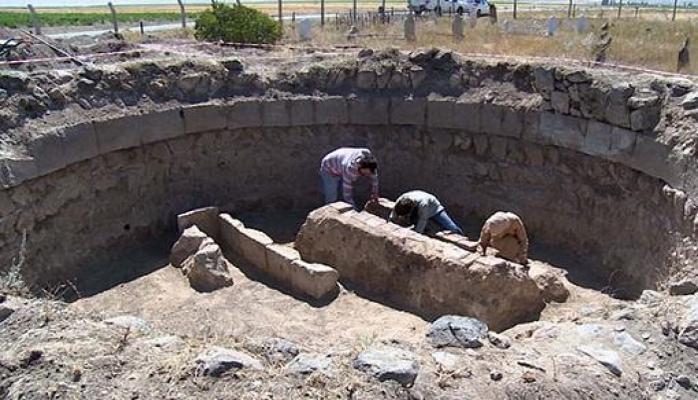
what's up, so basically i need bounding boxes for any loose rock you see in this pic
[426,315,488,349]
[668,279,698,296]
[431,351,460,371]
[613,332,646,355]
[286,353,332,375]
[487,332,511,349]
[577,345,623,376]
[353,346,420,386]
[104,315,150,332]
[195,346,263,376]
[170,225,208,267]
[0,304,15,322]
[181,241,234,292]
[263,338,300,364]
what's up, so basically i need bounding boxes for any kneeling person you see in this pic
[389,190,463,235]
[478,211,528,265]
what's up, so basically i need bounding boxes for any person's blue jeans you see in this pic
[320,170,341,204]
[431,210,464,235]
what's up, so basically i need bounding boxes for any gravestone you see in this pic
[404,14,416,41]
[547,16,558,36]
[468,12,477,28]
[298,19,313,41]
[452,15,464,41]
[575,15,588,33]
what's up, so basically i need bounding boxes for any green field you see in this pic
[0,11,196,28]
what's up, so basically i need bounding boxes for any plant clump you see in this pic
[194,1,281,44]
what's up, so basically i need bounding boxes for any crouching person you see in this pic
[478,211,529,265]
[389,190,464,235]
[319,147,379,210]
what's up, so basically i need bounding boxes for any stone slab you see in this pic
[262,98,291,127]
[290,260,339,299]
[580,120,612,156]
[314,97,349,125]
[182,103,227,134]
[28,131,67,176]
[538,112,587,149]
[177,206,220,240]
[452,99,481,133]
[289,97,315,126]
[0,156,39,188]
[59,122,99,166]
[624,135,683,188]
[95,108,185,153]
[499,108,524,138]
[390,97,426,126]
[219,213,245,255]
[237,227,274,270]
[226,98,263,129]
[426,97,455,129]
[481,103,504,137]
[349,97,389,125]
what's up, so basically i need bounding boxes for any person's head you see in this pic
[357,153,378,177]
[393,197,416,217]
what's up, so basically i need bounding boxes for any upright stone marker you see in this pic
[298,19,313,41]
[468,12,477,28]
[452,15,464,41]
[547,16,558,36]
[404,13,416,42]
[575,15,588,33]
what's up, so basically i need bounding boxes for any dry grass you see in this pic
[298,15,698,74]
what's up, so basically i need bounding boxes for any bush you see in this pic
[195,2,281,44]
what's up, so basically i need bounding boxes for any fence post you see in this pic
[278,0,283,28]
[108,2,119,33]
[573,4,576,17]
[321,0,325,26]
[672,0,678,21]
[177,0,186,28]
[353,0,358,23]
[568,0,572,18]
[617,0,622,18]
[513,0,517,19]
[27,4,41,35]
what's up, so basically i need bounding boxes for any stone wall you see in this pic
[0,50,697,295]
[295,204,546,331]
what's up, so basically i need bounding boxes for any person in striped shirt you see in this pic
[320,147,379,209]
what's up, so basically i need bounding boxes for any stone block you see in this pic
[28,131,66,176]
[452,100,481,133]
[265,244,338,299]
[521,111,543,144]
[0,156,39,188]
[289,97,315,126]
[219,213,245,254]
[93,115,143,154]
[238,227,273,270]
[290,260,339,300]
[295,205,546,331]
[314,97,349,125]
[551,91,570,114]
[177,206,220,240]
[481,103,504,137]
[500,108,523,138]
[60,122,99,166]
[262,98,291,127]
[390,97,426,126]
[538,112,586,149]
[629,106,661,132]
[580,120,612,156]
[95,108,185,153]
[265,244,301,277]
[624,135,683,187]
[349,97,389,125]
[426,97,455,129]
[182,103,227,134]
[605,102,631,129]
[227,98,263,129]
[608,127,637,158]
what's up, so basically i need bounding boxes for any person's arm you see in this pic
[414,208,428,233]
[370,172,379,200]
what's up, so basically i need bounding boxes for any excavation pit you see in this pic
[1,49,697,313]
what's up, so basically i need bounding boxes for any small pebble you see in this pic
[490,371,503,381]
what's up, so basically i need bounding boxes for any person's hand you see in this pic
[369,193,380,201]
